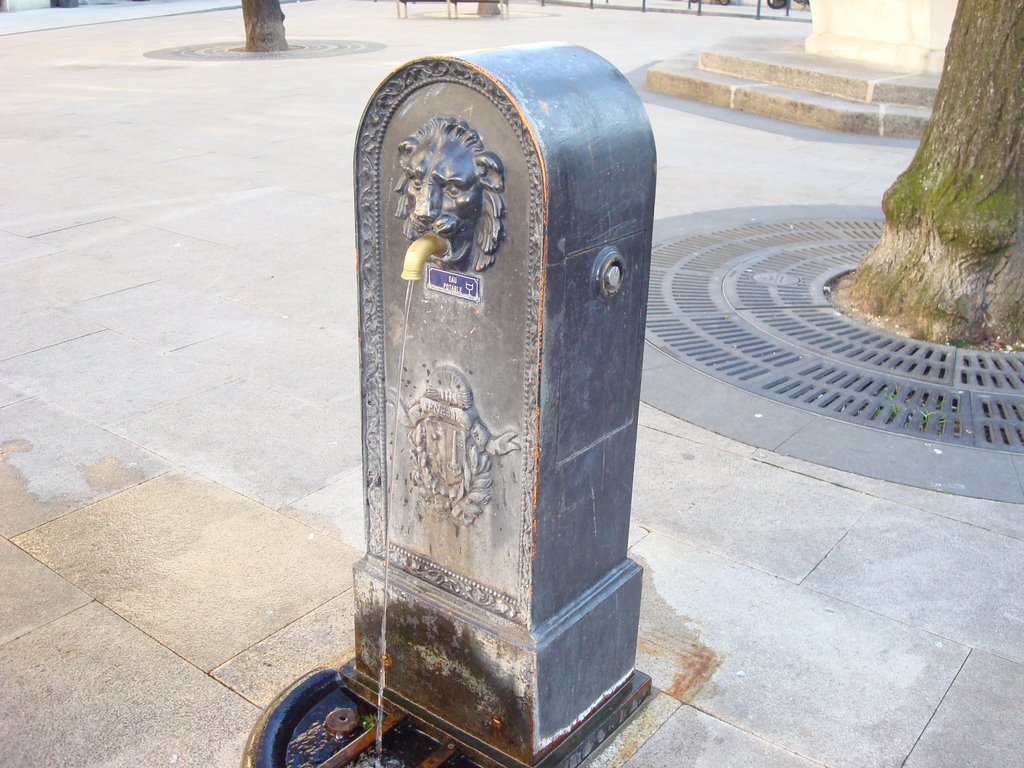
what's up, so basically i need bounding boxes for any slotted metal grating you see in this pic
[648,219,1024,453]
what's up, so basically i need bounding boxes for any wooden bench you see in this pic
[395,0,509,19]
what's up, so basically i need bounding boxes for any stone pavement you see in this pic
[539,0,811,21]
[1,1,1022,766]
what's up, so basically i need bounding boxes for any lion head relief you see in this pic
[394,117,506,273]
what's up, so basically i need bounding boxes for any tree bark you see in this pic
[242,0,288,53]
[848,1,1024,344]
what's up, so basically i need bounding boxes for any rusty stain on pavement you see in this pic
[638,633,720,703]
[633,553,722,705]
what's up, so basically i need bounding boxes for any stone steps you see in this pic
[646,39,939,137]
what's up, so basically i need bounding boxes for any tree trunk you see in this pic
[476,2,501,16]
[848,1,1024,344]
[242,0,288,53]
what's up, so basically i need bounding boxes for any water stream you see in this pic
[376,280,415,767]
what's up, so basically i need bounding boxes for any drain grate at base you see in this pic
[647,219,1024,453]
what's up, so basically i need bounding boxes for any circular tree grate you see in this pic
[648,219,1024,453]
[144,40,385,62]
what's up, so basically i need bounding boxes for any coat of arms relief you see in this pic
[400,366,519,527]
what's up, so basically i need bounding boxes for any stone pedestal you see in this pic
[806,0,957,73]
[351,43,656,766]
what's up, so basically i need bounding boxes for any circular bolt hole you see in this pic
[324,707,359,738]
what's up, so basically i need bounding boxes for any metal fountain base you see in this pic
[243,661,651,768]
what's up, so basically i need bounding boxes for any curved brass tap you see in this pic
[401,234,450,281]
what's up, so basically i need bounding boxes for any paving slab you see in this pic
[0,329,235,427]
[0,397,173,537]
[627,523,651,550]
[0,538,92,648]
[0,382,30,408]
[113,379,359,509]
[0,175,158,238]
[176,317,360,404]
[161,134,355,203]
[640,352,817,454]
[31,215,270,299]
[77,147,266,199]
[68,280,270,352]
[0,601,256,768]
[632,424,873,582]
[751,447,1024,543]
[0,284,48,320]
[0,305,104,362]
[632,559,740,707]
[14,472,361,671]
[279,468,365,552]
[903,650,1024,768]
[213,591,357,708]
[0,228,60,267]
[0,0,241,33]
[775,418,1024,504]
[135,185,344,252]
[622,705,821,767]
[637,400,759,456]
[223,261,358,332]
[803,501,1024,664]
[0,248,156,308]
[587,692,682,768]
[632,532,968,768]
[7,134,257,200]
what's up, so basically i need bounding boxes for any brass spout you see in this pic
[401,234,450,281]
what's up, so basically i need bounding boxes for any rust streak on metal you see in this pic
[417,742,458,768]
[318,713,402,768]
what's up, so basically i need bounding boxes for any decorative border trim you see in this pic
[390,546,520,621]
[354,56,544,624]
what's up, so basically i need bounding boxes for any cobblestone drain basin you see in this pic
[647,219,1024,454]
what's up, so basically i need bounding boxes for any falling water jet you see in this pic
[375,278,411,767]
[376,234,451,766]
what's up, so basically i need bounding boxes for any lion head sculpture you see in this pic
[394,117,506,273]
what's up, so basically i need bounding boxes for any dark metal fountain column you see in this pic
[242,42,656,768]
[350,43,656,767]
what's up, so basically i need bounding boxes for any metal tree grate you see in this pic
[143,40,386,62]
[647,219,1024,452]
